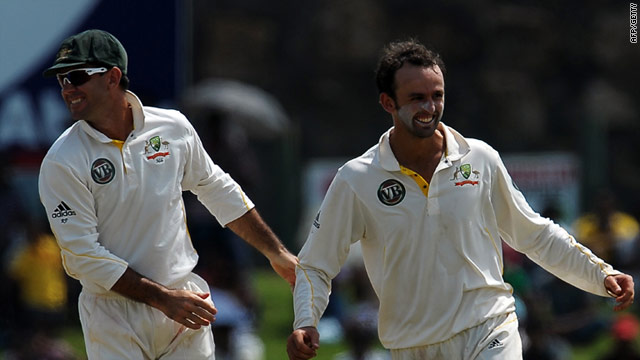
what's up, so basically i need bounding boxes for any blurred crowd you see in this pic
[0,160,80,359]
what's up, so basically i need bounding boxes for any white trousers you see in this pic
[78,273,215,360]
[390,312,522,360]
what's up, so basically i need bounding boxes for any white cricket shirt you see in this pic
[39,91,254,294]
[293,124,619,349]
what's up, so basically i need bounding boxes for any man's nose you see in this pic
[420,101,435,112]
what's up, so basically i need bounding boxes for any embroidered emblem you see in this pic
[451,164,480,186]
[144,136,171,163]
[460,164,471,179]
[150,135,161,151]
[377,179,405,206]
[91,158,116,184]
[56,47,73,61]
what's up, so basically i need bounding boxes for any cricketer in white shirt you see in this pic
[39,91,253,295]
[293,123,623,351]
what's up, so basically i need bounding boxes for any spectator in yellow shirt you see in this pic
[573,189,640,269]
[9,221,68,327]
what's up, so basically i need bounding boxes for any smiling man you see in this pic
[38,29,297,359]
[286,39,634,360]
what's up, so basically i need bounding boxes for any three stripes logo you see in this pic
[487,338,504,350]
[51,201,76,222]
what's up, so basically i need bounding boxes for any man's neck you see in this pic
[389,124,446,182]
[391,126,444,162]
[89,94,133,141]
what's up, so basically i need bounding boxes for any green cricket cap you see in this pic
[43,29,128,77]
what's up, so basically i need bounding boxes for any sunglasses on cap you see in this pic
[56,67,108,88]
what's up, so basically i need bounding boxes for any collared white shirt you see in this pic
[294,123,618,349]
[39,91,253,294]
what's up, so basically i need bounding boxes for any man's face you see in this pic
[390,64,445,138]
[58,66,110,122]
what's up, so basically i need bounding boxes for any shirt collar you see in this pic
[377,122,471,172]
[378,127,400,172]
[126,90,145,132]
[442,123,470,162]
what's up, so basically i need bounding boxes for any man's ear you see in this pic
[379,92,397,114]
[107,67,123,88]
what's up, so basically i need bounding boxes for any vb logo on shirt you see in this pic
[91,158,116,184]
[378,179,405,206]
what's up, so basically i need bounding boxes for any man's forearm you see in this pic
[226,208,298,286]
[109,266,217,329]
[110,267,168,307]
[226,208,286,258]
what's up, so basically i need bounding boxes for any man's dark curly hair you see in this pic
[375,39,446,100]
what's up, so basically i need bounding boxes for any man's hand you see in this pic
[270,250,298,289]
[111,267,217,329]
[605,273,635,311]
[287,326,320,360]
[226,208,298,288]
[154,289,217,329]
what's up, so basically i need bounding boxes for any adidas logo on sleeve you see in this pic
[51,201,77,220]
[487,338,504,350]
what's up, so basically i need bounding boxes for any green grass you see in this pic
[571,334,612,359]
[60,326,87,358]
[252,269,348,360]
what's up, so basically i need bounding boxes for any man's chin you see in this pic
[412,119,439,137]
